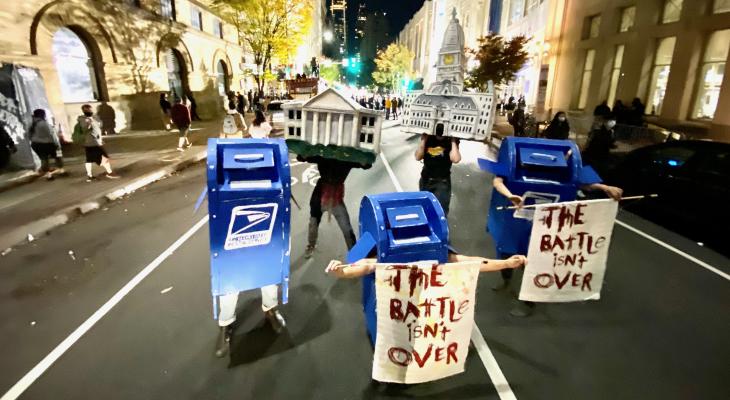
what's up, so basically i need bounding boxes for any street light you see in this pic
[323,30,334,43]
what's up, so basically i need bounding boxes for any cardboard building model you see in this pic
[401,9,495,142]
[282,88,384,165]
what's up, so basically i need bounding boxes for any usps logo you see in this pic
[513,192,561,221]
[224,203,278,250]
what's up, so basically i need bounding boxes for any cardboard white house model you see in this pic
[401,9,495,141]
[282,88,384,153]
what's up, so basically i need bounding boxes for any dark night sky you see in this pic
[347,0,426,38]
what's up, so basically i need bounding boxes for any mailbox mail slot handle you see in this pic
[234,153,265,162]
[392,236,431,245]
[395,213,419,221]
[230,180,273,189]
[529,153,557,161]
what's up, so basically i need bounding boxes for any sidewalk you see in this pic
[0,119,225,253]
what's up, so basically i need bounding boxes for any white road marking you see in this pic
[379,150,517,400]
[0,216,210,400]
[615,220,730,281]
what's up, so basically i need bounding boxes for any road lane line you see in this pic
[1,216,210,400]
[615,220,730,282]
[379,150,517,400]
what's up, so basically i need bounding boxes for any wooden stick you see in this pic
[496,194,659,211]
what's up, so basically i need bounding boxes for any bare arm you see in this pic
[325,259,377,279]
[449,253,527,272]
[492,176,523,207]
[581,183,623,201]
[415,134,427,161]
[449,137,461,164]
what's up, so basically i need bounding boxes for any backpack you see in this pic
[222,114,239,135]
[72,122,85,144]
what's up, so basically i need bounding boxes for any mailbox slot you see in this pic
[219,146,281,192]
[385,205,437,247]
[515,143,573,184]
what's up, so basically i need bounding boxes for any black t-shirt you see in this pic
[421,135,455,180]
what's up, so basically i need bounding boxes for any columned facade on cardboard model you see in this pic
[401,9,495,142]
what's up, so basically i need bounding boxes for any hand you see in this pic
[508,195,524,208]
[505,255,527,269]
[602,185,623,201]
[325,260,346,278]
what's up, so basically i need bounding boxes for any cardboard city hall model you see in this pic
[282,88,384,165]
[401,9,496,142]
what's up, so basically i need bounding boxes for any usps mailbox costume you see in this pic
[205,138,291,357]
[479,137,611,316]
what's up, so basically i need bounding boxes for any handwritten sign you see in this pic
[519,199,618,302]
[372,262,480,383]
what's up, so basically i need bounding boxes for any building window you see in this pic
[584,14,601,39]
[607,45,625,106]
[713,0,730,13]
[661,0,683,24]
[191,7,203,30]
[288,127,294,136]
[213,19,224,39]
[647,37,677,115]
[161,0,175,21]
[619,6,636,32]
[577,49,596,109]
[369,117,375,126]
[692,29,730,119]
[509,0,526,24]
[216,60,229,96]
[297,110,302,119]
[52,27,102,103]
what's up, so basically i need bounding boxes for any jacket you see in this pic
[78,115,103,147]
[29,119,59,145]
[170,103,191,128]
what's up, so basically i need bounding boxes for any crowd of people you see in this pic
[353,94,403,120]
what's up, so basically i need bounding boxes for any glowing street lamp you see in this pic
[323,30,334,43]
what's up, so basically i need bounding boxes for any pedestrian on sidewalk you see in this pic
[385,97,392,120]
[222,103,248,138]
[236,92,246,115]
[170,97,192,151]
[509,104,527,137]
[159,93,172,130]
[248,110,272,139]
[29,109,65,180]
[582,114,618,176]
[390,96,399,119]
[77,104,119,182]
[0,124,17,170]
[301,156,370,259]
[415,129,461,215]
[185,91,202,121]
[543,111,570,140]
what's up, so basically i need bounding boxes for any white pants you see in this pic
[218,284,279,327]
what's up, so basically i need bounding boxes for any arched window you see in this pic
[52,27,102,103]
[216,60,229,96]
[165,49,187,100]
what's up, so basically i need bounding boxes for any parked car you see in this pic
[604,140,730,256]
[266,101,289,136]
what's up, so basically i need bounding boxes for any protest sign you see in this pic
[372,261,480,384]
[519,199,618,302]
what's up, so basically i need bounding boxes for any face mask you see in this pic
[558,117,566,122]
[606,120,616,129]
[83,111,93,117]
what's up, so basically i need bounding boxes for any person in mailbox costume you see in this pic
[322,191,527,346]
[480,137,623,317]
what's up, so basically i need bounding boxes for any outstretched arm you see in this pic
[325,259,377,279]
[582,183,623,200]
[493,176,523,207]
[449,253,527,272]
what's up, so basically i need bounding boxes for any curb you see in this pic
[0,149,207,254]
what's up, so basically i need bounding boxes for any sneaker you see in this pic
[304,245,315,259]
[45,173,55,181]
[105,173,120,179]
[185,143,193,149]
[214,325,233,358]
[85,175,96,182]
[176,147,185,152]
[265,309,286,333]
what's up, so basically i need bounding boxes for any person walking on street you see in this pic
[385,97,392,120]
[390,97,398,119]
[77,104,119,182]
[29,109,65,180]
[236,92,246,115]
[159,93,172,130]
[302,156,370,259]
[170,97,192,151]
[543,111,571,140]
[504,96,516,121]
[582,114,618,176]
[222,103,248,138]
[629,97,645,127]
[247,90,253,113]
[510,104,527,137]
[0,124,17,170]
[415,128,461,215]
[248,110,272,139]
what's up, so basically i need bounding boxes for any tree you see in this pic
[319,63,341,86]
[372,43,414,91]
[212,0,312,93]
[466,34,529,91]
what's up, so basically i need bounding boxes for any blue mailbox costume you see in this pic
[479,137,601,257]
[345,191,450,344]
[206,138,291,315]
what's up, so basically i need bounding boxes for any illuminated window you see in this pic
[52,27,102,103]
[662,0,683,23]
[577,49,596,109]
[584,15,601,39]
[647,37,676,115]
[713,0,730,13]
[692,29,730,119]
[619,6,635,32]
[607,45,625,106]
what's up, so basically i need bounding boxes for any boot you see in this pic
[265,309,286,333]
[492,278,510,291]
[305,217,318,259]
[509,301,535,318]
[215,325,233,358]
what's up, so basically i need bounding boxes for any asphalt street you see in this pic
[0,125,728,400]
